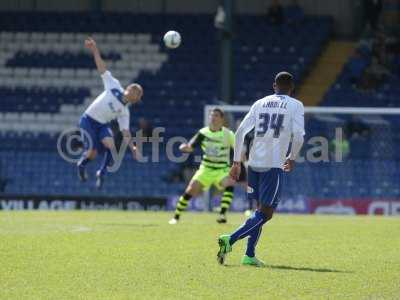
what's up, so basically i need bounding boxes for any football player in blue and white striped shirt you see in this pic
[77,37,143,188]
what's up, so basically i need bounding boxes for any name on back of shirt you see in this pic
[262,101,287,109]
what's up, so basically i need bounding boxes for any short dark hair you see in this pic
[275,71,294,86]
[211,108,224,118]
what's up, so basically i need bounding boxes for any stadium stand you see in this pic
[322,28,400,107]
[304,27,400,200]
[0,12,336,197]
[233,15,332,104]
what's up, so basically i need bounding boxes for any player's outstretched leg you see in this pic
[229,210,267,246]
[217,234,232,265]
[77,150,96,182]
[77,156,89,182]
[169,193,192,224]
[96,149,112,189]
[217,209,271,266]
[78,115,97,182]
[96,137,115,189]
[169,180,202,224]
[217,186,234,223]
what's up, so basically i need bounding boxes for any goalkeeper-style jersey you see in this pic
[189,126,235,169]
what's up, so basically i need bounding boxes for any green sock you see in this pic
[219,186,234,214]
[174,193,192,219]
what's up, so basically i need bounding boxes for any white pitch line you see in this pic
[71,226,92,233]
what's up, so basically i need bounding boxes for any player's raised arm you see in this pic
[284,103,305,172]
[230,105,256,180]
[179,132,204,153]
[85,37,107,74]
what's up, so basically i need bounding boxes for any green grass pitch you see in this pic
[1,211,399,299]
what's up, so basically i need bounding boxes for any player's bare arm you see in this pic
[179,131,204,153]
[179,143,194,153]
[284,135,303,172]
[85,37,107,74]
[122,129,139,159]
[284,111,305,172]
[229,161,241,181]
[283,159,295,172]
[230,105,255,182]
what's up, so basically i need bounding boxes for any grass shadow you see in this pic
[97,223,159,228]
[266,264,353,273]
[223,264,241,268]
[221,264,352,273]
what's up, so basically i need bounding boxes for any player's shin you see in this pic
[173,193,192,220]
[78,153,92,167]
[77,152,93,182]
[229,210,267,246]
[219,186,234,215]
[98,149,113,176]
[245,226,262,257]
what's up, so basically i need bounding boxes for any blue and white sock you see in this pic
[245,226,263,257]
[98,150,112,176]
[229,210,267,246]
[78,154,91,167]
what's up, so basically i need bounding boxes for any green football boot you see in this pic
[241,255,266,267]
[217,234,232,265]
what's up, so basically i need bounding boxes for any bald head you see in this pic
[124,83,143,104]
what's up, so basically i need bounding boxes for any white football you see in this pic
[163,31,181,49]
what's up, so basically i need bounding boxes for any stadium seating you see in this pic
[312,30,400,200]
[0,12,342,198]
[233,16,332,104]
[321,30,400,108]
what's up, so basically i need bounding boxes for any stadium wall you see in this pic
[0,195,167,211]
[166,194,400,216]
[0,0,354,35]
[1,194,399,216]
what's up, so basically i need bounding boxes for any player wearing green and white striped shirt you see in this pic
[169,108,236,224]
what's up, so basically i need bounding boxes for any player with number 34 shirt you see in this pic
[234,92,305,169]
[217,72,305,267]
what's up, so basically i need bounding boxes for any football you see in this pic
[163,30,181,49]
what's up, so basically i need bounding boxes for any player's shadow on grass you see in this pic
[97,223,159,227]
[266,264,352,273]
[224,264,352,273]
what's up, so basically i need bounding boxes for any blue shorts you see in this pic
[247,167,283,209]
[79,114,113,153]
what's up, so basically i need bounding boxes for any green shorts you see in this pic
[192,165,230,191]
